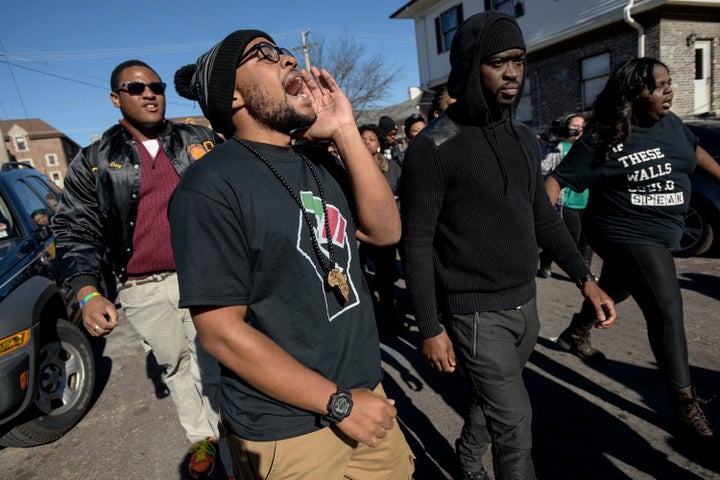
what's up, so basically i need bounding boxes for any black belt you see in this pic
[120,271,175,289]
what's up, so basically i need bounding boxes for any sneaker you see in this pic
[538,266,552,278]
[557,321,606,362]
[188,437,217,479]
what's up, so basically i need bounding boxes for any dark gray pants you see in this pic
[443,298,540,480]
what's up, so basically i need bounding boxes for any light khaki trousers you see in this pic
[226,384,415,479]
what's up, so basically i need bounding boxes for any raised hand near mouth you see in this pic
[299,66,356,143]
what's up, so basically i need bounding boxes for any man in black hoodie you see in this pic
[401,12,617,480]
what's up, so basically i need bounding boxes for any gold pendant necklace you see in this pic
[233,137,349,304]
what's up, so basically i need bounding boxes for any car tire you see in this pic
[0,319,95,447]
[674,200,715,258]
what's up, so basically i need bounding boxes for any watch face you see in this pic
[333,395,351,416]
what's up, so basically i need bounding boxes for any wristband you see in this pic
[80,291,101,309]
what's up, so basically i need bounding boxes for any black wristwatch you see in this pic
[577,273,597,289]
[321,386,353,424]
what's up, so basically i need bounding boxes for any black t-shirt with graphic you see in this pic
[550,113,698,249]
[169,139,381,441]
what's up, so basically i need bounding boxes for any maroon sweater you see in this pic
[125,138,178,278]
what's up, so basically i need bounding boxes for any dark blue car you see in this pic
[675,119,720,257]
[0,162,95,447]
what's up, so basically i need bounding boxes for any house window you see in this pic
[515,81,532,123]
[485,0,524,17]
[581,53,610,110]
[50,172,63,188]
[45,153,58,166]
[435,5,464,54]
[14,136,28,152]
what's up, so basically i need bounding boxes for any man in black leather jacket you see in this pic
[53,59,230,480]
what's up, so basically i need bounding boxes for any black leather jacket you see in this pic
[53,121,223,292]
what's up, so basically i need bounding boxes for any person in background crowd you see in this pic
[171,30,414,479]
[547,57,720,442]
[359,124,402,334]
[379,115,404,166]
[31,209,50,226]
[52,60,231,479]
[401,12,616,480]
[427,86,456,119]
[403,113,427,144]
[327,141,343,168]
[539,113,592,277]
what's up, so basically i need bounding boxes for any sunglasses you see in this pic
[113,81,167,96]
[238,42,295,66]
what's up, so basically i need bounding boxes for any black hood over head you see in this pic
[446,11,526,126]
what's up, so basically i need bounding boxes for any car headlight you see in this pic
[0,329,30,357]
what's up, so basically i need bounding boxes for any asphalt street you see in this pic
[1,254,719,479]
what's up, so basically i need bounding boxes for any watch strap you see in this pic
[577,273,597,289]
[321,386,352,425]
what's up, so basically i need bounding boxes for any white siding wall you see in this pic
[412,2,486,88]
[408,0,634,88]
[518,0,628,46]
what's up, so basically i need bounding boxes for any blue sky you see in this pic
[0,1,419,146]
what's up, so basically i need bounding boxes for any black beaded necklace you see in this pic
[233,136,349,304]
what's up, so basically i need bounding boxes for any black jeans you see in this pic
[575,242,690,388]
[540,206,593,270]
[360,243,399,322]
[443,298,540,480]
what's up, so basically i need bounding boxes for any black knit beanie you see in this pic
[446,12,526,125]
[451,11,524,64]
[174,29,272,138]
[477,16,525,60]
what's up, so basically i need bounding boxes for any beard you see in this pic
[244,84,316,134]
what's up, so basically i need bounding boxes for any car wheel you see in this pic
[0,319,95,447]
[674,201,715,257]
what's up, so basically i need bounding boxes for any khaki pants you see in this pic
[226,385,415,479]
[117,272,221,442]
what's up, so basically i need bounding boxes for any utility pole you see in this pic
[293,30,317,72]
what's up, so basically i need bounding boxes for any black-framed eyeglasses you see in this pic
[113,81,167,95]
[238,42,295,66]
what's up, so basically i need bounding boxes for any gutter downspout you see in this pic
[623,0,645,57]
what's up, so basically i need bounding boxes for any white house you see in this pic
[391,0,720,128]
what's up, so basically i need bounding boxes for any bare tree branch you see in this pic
[309,33,402,117]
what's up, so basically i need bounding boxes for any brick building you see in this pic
[391,0,720,132]
[1,119,80,188]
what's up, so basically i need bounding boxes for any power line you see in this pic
[0,57,106,90]
[1,41,215,61]
[0,40,32,132]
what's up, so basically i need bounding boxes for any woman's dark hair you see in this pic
[358,123,382,138]
[427,87,449,119]
[404,113,426,137]
[358,124,387,171]
[587,57,669,163]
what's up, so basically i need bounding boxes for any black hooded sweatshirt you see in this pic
[400,12,591,339]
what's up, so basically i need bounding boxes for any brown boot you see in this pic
[557,314,606,361]
[671,385,715,440]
